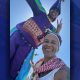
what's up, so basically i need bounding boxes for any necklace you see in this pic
[34,57,65,74]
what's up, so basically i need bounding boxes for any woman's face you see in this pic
[49,10,59,22]
[42,34,59,58]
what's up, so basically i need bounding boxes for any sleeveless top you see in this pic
[39,67,60,80]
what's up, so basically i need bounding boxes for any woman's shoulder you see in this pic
[54,65,70,80]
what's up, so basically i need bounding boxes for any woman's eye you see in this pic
[44,40,49,43]
[51,42,56,44]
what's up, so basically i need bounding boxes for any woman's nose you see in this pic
[46,43,52,47]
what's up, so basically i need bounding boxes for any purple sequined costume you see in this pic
[10,0,59,79]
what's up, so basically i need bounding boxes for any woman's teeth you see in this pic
[45,48,52,52]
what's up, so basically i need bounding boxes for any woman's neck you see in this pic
[47,15,52,22]
[44,56,56,63]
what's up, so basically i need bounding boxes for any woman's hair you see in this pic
[45,29,62,46]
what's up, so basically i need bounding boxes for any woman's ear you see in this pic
[55,44,60,53]
[56,46,59,53]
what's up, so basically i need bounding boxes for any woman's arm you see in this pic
[26,0,46,16]
[54,66,70,80]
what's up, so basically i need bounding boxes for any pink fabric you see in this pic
[33,57,65,80]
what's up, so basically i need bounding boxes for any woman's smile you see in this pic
[44,46,54,53]
[42,33,60,57]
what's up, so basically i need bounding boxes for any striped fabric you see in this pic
[16,48,35,80]
[35,0,46,13]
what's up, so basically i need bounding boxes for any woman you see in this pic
[30,30,70,80]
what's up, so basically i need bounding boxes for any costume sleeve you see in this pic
[26,0,46,16]
[10,37,16,59]
[10,27,18,58]
[10,30,19,59]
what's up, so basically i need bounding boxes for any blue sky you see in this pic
[10,0,70,67]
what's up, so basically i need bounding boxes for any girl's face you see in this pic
[42,34,59,58]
